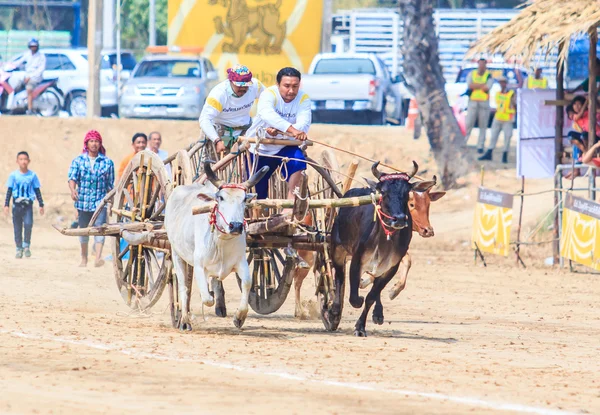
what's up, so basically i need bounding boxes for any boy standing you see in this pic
[4,151,44,258]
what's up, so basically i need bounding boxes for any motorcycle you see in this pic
[0,64,64,116]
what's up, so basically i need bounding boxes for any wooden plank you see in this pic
[342,160,359,193]
[53,221,162,237]
[192,193,378,215]
[246,215,292,235]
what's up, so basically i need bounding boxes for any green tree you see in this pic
[120,0,168,52]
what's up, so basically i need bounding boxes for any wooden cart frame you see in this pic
[55,137,373,331]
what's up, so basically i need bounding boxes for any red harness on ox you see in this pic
[209,183,248,234]
[374,173,410,240]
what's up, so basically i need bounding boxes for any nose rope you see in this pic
[209,183,249,234]
[371,193,402,241]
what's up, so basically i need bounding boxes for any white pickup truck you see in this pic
[301,53,407,125]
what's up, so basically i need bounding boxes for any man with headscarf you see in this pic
[199,64,264,153]
[68,130,115,267]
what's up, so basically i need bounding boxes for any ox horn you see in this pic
[371,161,383,180]
[243,166,270,189]
[204,161,224,189]
[408,161,419,178]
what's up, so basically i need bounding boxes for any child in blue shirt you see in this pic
[3,151,44,258]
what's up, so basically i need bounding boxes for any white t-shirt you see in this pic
[89,156,97,172]
[199,79,264,142]
[246,85,312,155]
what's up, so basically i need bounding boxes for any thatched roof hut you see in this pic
[467,0,600,161]
[468,0,600,68]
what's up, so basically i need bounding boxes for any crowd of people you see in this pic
[463,58,547,164]
[4,64,311,266]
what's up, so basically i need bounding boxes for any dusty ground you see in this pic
[0,117,598,414]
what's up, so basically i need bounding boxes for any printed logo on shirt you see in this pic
[276,109,295,119]
[223,102,254,113]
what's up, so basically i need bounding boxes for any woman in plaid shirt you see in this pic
[68,130,115,267]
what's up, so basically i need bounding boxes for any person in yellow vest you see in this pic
[465,58,495,153]
[478,76,516,163]
[527,68,548,89]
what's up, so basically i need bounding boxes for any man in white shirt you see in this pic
[148,131,171,177]
[199,64,264,153]
[246,67,311,200]
[8,38,46,115]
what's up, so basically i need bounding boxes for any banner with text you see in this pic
[517,89,574,179]
[472,188,514,257]
[168,0,323,85]
[560,193,600,271]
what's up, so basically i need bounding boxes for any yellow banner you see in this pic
[168,0,323,85]
[560,194,600,270]
[471,188,513,257]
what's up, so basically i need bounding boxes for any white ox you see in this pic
[165,162,269,331]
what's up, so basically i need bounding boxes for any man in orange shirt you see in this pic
[117,132,148,179]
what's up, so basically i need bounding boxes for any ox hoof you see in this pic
[359,277,373,289]
[215,305,227,318]
[372,313,384,325]
[233,315,246,329]
[354,328,367,337]
[179,322,193,332]
[202,297,215,307]
[349,295,364,309]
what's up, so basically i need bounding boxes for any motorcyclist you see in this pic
[7,38,46,115]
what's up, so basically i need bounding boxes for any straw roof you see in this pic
[467,0,600,68]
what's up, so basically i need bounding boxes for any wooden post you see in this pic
[515,176,526,268]
[553,42,565,265]
[342,160,359,193]
[86,0,102,118]
[321,0,332,53]
[589,31,598,150]
[589,30,598,200]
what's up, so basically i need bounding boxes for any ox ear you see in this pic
[363,177,378,191]
[411,180,436,193]
[245,193,257,202]
[197,192,216,202]
[429,191,446,202]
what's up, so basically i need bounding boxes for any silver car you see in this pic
[119,55,219,119]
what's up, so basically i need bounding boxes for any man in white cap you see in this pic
[199,64,264,153]
[478,76,516,163]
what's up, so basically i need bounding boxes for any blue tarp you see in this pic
[568,37,600,81]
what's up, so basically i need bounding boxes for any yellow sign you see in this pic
[168,0,323,85]
[560,194,600,270]
[472,188,514,257]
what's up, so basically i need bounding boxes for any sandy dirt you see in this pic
[0,117,598,414]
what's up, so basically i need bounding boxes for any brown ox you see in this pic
[293,178,445,319]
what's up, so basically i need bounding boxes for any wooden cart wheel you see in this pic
[110,151,172,310]
[237,247,296,315]
[167,149,194,327]
[312,150,345,331]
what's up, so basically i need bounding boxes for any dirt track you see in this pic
[1,117,599,414]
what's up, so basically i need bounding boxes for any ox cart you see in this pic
[54,137,379,331]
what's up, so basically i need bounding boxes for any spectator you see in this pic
[527,67,548,89]
[3,151,44,258]
[567,96,600,142]
[464,58,494,154]
[478,76,516,163]
[7,38,46,115]
[148,131,171,177]
[117,132,147,179]
[68,130,115,267]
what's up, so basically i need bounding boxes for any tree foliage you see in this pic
[120,0,168,51]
